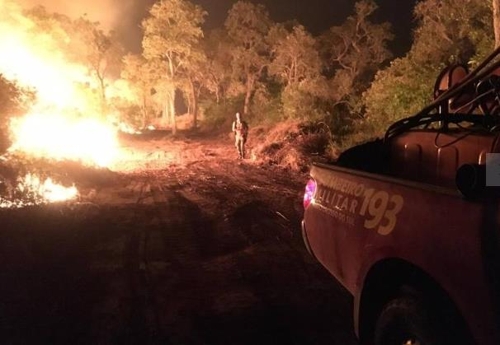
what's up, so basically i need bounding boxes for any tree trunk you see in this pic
[185,86,192,115]
[189,78,199,129]
[244,75,254,116]
[162,91,169,129]
[141,93,147,129]
[169,89,176,135]
[166,58,177,135]
[193,91,199,130]
[98,74,107,117]
[494,0,500,48]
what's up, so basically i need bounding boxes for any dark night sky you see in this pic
[123,0,417,56]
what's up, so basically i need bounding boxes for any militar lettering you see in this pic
[315,176,404,235]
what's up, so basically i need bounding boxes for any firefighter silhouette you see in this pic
[231,112,249,159]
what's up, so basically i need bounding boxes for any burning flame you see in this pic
[0,0,123,169]
[0,1,93,112]
[20,173,78,202]
[0,1,155,208]
[0,173,78,208]
[9,112,120,167]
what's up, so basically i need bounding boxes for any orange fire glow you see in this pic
[20,173,78,202]
[0,0,123,164]
[9,112,120,167]
[0,0,128,205]
[0,173,78,208]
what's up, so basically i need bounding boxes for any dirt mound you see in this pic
[249,121,335,171]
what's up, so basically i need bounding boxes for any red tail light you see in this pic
[303,179,317,209]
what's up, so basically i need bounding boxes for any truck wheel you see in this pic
[374,295,469,345]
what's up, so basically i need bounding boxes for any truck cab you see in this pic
[302,49,500,345]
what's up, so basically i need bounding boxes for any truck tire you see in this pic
[374,294,470,345]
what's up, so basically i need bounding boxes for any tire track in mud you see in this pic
[0,159,354,345]
[0,144,357,344]
[120,182,171,344]
[119,173,297,344]
[121,181,215,344]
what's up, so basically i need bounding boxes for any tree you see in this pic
[23,6,124,118]
[72,16,124,117]
[320,0,393,113]
[411,0,493,65]
[141,0,207,134]
[269,24,322,86]
[185,64,205,129]
[121,54,162,128]
[308,0,394,143]
[202,29,233,104]
[362,57,434,135]
[176,34,207,129]
[268,23,327,119]
[362,0,493,137]
[225,1,273,116]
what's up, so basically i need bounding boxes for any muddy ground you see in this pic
[0,132,357,345]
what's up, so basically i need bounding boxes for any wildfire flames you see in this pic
[0,173,78,208]
[0,0,127,208]
[0,110,120,208]
[9,112,120,168]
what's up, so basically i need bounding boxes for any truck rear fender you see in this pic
[356,257,472,344]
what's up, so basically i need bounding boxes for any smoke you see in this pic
[17,0,134,30]
[16,0,150,51]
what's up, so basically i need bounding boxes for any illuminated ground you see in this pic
[0,131,357,345]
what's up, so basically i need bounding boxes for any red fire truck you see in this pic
[301,48,500,345]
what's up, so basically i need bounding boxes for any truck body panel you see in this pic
[303,162,500,344]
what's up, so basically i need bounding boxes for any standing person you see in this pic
[232,112,249,159]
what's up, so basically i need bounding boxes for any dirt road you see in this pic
[0,134,357,345]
